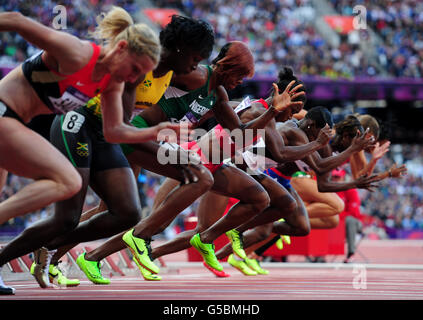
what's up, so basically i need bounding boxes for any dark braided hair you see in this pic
[160,15,215,59]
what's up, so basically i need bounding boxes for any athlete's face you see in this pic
[110,41,157,83]
[223,72,246,90]
[121,53,156,83]
[171,48,204,75]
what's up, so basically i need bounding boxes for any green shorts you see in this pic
[120,115,150,155]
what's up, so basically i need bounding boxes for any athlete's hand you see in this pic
[270,81,305,113]
[155,122,193,144]
[371,140,390,160]
[350,128,376,153]
[315,124,332,146]
[388,163,407,178]
[355,173,379,192]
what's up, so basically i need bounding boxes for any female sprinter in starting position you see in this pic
[0,6,183,295]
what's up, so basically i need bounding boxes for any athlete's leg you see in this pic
[151,177,180,211]
[197,165,270,244]
[0,167,88,267]
[290,177,344,229]
[81,145,213,263]
[45,167,142,250]
[128,149,214,237]
[50,161,142,265]
[0,117,82,224]
[216,184,310,260]
[231,174,297,235]
[151,191,229,260]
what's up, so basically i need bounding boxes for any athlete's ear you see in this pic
[116,39,129,51]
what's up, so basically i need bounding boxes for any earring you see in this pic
[176,48,180,53]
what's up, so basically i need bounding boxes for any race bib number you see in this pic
[179,111,199,124]
[234,96,252,113]
[62,111,85,133]
[49,86,91,114]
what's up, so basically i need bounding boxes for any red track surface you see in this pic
[1,239,422,301]
[1,266,423,300]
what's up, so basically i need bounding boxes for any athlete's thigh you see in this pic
[252,174,293,205]
[290,177,320,203]
[89,167,140,212]
[0,117,77,181]
[126,143,188,183]
[211,164,266,203]
[291,177,341,208]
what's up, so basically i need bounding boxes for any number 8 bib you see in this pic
[62,111,86,133]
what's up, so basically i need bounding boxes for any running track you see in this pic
[2,264,423,300]
[1,239,422,302]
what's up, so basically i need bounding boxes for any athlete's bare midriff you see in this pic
[0,67,51,123]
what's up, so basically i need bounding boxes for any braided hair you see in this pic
[159,15,215,59]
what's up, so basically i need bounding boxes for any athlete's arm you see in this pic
[316,171,379,193]
[264,121,328,163]
[0,11,92,74]
[100,80,187,144]
[213,82,304,132]
[302,130,375,175]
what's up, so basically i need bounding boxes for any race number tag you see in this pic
[49,86,92,114]
[62,111,85,133]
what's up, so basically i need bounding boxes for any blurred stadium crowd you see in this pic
[2,0,423,78]
[0,0,422,238]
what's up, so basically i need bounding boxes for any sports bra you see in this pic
[22,42,111,115]
[134,70,173,110]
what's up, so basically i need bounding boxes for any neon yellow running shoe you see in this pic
[132,256,162,281]
[76,253,110,285]
[276,235,292,250]
[30,262,80,287]
[227,254,257,276]
[190,233,223,271]
[122,229,160,274]
[244,257,269,275]
[225,229,246,259]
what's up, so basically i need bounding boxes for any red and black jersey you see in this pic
[22,42,111,114]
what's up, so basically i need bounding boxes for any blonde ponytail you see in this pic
[92,6,161,64]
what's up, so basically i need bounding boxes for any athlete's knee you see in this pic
[332,196,345,215]
[115,203,142,229]
[55,169,83,200]
[296,218,311,236]
[323,215,340,229]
